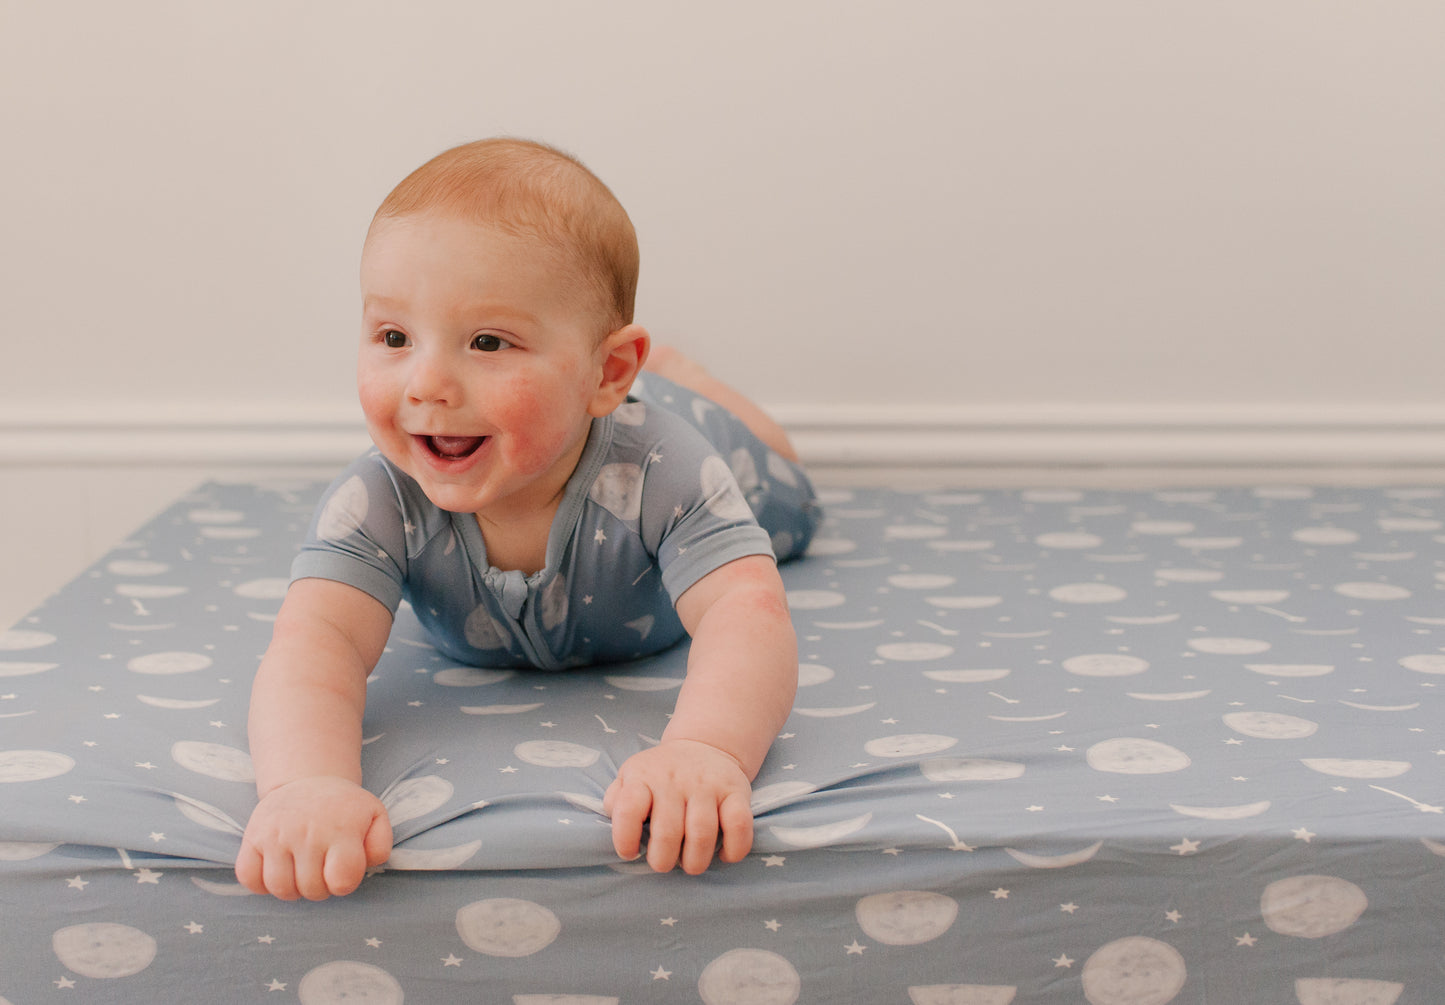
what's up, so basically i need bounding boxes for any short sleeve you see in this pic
[290,454,409,613]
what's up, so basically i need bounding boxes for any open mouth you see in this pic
[421,435,487,461]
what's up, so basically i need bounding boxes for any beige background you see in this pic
[3,1,1444,626]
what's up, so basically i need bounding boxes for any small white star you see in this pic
[1059,903,1079,914]
[184,921,204,934]
[583,595,593,605]
[763,855,786,867]
[594,528,607,544]
[764,919,781,932]
[881,847,902,856]
[1026,805,1044,812]
[55,976,77,989]
[257,935,276,945]
[65,876,88,890]
[365,937,382,948]
[1055,744,1075,752]
[650,966,672,980]
[1165,910,1182,923]
[1235,932,1257,947]
[844,940,866,955]
[1225,738,1245,745]
[1292,827,1316,843]
[103,712,122,719]
[134,868,162,884]
[442,954,463,967]
[150,832,166,843]
[991,888,1009,899]
[1098,794,1119,803]
[1170,838,1201,856]
[499,765,518,773]
[1053,953,1075,968]
[660,917,678,927]
[265,979,286,991]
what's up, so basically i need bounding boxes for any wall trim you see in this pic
[4,402,1445,468]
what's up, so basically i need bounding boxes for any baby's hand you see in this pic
[236,776,393,900]
[603,739,754,874]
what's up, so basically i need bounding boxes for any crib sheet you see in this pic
[2,480,1443,1003]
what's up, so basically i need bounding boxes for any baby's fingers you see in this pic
[680,798,720,875]
[717,790,755,863]
[606,778,653,861]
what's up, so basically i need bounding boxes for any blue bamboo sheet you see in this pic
[3,480,1443,1003]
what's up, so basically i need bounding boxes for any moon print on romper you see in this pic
[0,750,75,783]
[455,898,561,957]
[316,475,369,541]
[1081,936,1186,1005]
[590,463,644,521]
[699,455,754,521]
[51,923,157,979]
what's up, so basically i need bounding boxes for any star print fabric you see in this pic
[289,373,822,669]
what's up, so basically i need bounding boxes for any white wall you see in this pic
[4,1,1445,625]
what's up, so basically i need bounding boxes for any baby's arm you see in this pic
[235,578,395,900]
[604,554,797,873]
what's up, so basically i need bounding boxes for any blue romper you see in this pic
[291,374,822,669]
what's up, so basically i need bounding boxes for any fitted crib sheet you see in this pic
[2,480,1443,1003]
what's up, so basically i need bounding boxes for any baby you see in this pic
[236,138,821,900]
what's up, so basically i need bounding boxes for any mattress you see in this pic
[2,479,1442,1003]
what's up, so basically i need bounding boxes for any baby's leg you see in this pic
[645,346,800,462]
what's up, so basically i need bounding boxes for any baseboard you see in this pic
[3,402,1445,468]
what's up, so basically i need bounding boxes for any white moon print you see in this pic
[1154,568,1224,583]
[1132,521,1196,536]
[170,741,255,782]
[52,923,157,979]
[925,595,1003,610]
[1004,841,1103,869]
[0,841,58,860]
[921,758,1025,782]
[1260,875,1367,938]
[602,675,683,692]
[700,455,754,521]
[856,890,958,945]
[1049,583,1127,604]
[1187,637,1271,655]
[316,476,369,541]
[1244,664,1334,678]
[1210,589,1290,604]
[1334,582,1411,600]
[1169,801,1272,820]
[1294,979,1402,1005]
[460,703,545,716]
[106,559,170,576]
[794,703,877,718]
[908,985,1018,1005]
[1300,759,1411,779]
[515,740,602,768]
[137,695,222,710]
[865,734,959,758]
[0,629,57,650]
[784,589,847,610]
[1127,690,1212,702]
[127,650,213,675]
[297,961,404,1005]
[769,812,873,849]
[171,793,244,835]
[464,605,511,651]
[888,573,958,590]
[1222,711,1318,740]
[434,667,516,686]
[380,775,453,824]
[1035,531,1104,549]
[233,577,289,599]
[1399,654,1445,675]
[1291,527,1360,545]
[387,839,483,870]
[751,781,819,812]
[0,750,75,783]
[456,899,561,957]
[697,948,801,1005]
[1063,654,1151,677]
[589,463,644,521]
[876,642,955,662]
[923,669,1011,683]
[1081,936,1186,1005]
[0,661,57,677]
[797,663,835,686]
[1086,738,1192,775]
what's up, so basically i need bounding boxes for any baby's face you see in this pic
[357,211,614,518]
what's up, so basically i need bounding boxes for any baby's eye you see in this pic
[472,333,514,352]
[382,330,407,348]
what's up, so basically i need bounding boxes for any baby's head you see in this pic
[368,138,638,337]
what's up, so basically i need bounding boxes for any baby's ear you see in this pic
[589,325,651,416]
